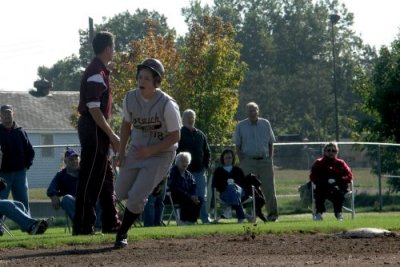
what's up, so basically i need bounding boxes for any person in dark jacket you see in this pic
[168,152,201,225]
[212,148,254,223]
[177,109,211,224]
[47,148,102,226]
[0,104,35,215]
[47,148,80,221]
[310,142,353,221]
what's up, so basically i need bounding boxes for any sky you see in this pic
[0,0,399,92]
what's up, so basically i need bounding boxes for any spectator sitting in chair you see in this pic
[212,148,253,223]
[47,148,101,227]
[0,177,48,235]
[310,142,353,221]
[168,152,201,225]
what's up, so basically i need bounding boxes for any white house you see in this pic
[1,90,80,188]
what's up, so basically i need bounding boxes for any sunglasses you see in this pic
[326,149,337,153]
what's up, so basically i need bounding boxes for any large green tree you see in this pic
[37,55,81,91]
[353,39,400,192]
[202,0,366,141]
[175,15,247,144]
[111,16,246,145]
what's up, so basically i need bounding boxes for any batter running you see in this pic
[114,58,181,249]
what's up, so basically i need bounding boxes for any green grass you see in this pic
[1,212,399,249]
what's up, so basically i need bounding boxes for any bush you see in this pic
[387,176,400,193]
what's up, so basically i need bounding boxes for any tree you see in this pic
[206,0,365,141]
[353,39,400,191]
[37,55,81,91]
[37,10,172,91]
[111,21,180,107]
[175,15,247,144]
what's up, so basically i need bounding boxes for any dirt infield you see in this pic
[0,233,399,266]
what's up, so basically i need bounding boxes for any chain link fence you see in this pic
[28,142,400,215]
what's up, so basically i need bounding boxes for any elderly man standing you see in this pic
[177,109,211,224]
[234,102,278,222]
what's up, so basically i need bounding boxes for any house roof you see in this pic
[0,91,79,131]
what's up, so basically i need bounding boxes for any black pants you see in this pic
[74,115,120,232]
[172,192,202,223]
[314,185,345,214]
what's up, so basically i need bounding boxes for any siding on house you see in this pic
[29,132,80,188]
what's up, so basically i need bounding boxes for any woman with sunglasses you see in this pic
[310,142,353,221]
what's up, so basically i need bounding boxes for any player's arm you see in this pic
[89,107,120,153]
[119,120,131,156]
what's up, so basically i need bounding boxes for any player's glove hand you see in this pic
[328,178,336,184]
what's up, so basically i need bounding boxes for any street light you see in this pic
[330,14,340,142]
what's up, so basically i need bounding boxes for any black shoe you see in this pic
[114,233,128,249]
[102,224,121,234]
[29,219,49,235]
[101,222,121,234]
[72,225,95,236]
[256,211,267,222]
[266,215,278,222]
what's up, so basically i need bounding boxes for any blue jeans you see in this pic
[192,170,209,223]
[220,184,244,205]
[220,183,246,219]
[61,195,102,228]
[0,170,30,214]
[0,199,35,232]
[143,184,167,227]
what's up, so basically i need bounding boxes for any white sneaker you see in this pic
[335,213,343,221]
[313,213,323,221]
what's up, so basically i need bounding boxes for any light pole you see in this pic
[330,14,340,142]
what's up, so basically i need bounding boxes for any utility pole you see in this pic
[330,14,340,142]
[89,17,94,58]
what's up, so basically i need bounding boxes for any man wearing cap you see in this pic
[74,31,121,235]
[47,148,102,226]
[47,148,80,222]
[0,104,35,216]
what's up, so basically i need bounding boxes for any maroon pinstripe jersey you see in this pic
[78,57,112,119]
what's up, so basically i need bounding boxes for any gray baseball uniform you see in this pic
[115,89,181,214]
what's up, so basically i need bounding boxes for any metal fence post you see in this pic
[377,144,383,211]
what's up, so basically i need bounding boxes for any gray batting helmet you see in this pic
[137,58,164,79]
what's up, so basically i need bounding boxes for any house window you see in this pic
[41,134,54,158]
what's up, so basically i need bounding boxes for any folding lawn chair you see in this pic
[212,185,256,223]
[311,180,355,219]
[0,216,14,237]
[163,190,180,225]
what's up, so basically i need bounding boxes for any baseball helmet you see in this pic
[137,58,164,79]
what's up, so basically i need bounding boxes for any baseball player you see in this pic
[114,58,181,249]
